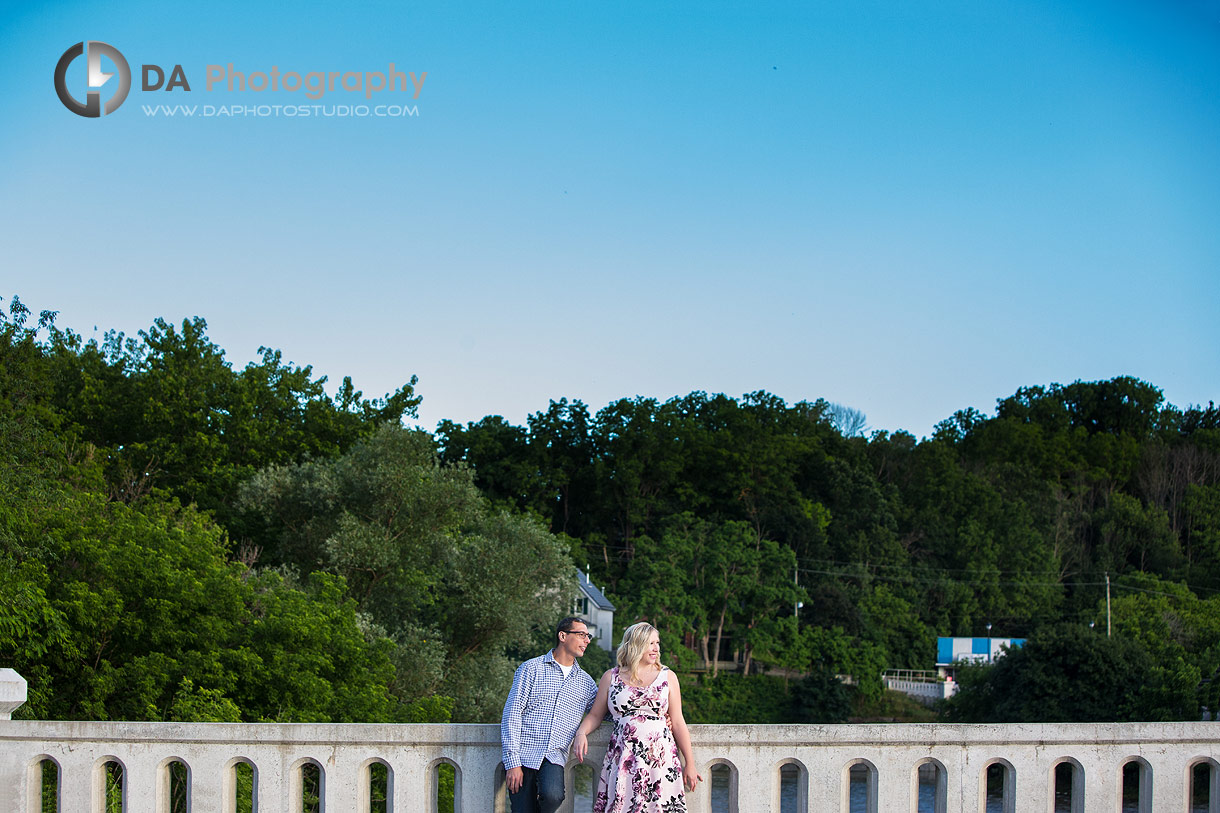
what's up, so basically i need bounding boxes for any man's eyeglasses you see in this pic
[562,630,593,641]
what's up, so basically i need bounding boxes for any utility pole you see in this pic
[1105,571,1112,637]
[794,566,799,617]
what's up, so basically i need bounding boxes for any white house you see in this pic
[574,569,615,651]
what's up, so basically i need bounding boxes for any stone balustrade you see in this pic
[4,718,1220,812]
[2,670,1219,812]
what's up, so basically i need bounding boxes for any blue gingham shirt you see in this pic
[501,650,599,770]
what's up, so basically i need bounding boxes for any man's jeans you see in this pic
[508,759,566,813]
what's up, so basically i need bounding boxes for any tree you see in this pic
[530,399,597,537]
[1,485,400,723]
[43,315,420,524]
[1093,492,1181,576]
[587,396,686,562]
[995,378,1165,439]
[827,403,868,438]
[747,616,812,686]
[687,518,761,675]
[238,423,576,721]
[10,295,1220,725]
[805,625,887,702]
[612,527,708,665]
[941,624,1197,723]
[436,415,540,512]
[1184,484,1220,586]
[1102,572,1220,716]
[857,586,935,670]
[789,668,852,723]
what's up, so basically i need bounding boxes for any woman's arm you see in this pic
[572,669,613,762]
[667,671,703,793]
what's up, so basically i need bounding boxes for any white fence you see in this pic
[4,717,1220,812]
[882,670,957,705]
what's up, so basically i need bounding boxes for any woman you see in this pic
[572,622,702,813]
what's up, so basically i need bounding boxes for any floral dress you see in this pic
[593,666,686,813]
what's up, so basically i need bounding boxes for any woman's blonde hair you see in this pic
[616,622,659,682]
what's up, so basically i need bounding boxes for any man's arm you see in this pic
[584,671,599,713]
[500,659,534,773]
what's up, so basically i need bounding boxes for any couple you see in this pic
[500,617,702,813]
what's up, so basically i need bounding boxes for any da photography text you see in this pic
[54,40,427,119]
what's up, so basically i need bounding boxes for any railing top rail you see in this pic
[878,668,941,678]
[4,719,1220,747]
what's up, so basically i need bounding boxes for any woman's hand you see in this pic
[684,767,703,793]
[573,731,589,763]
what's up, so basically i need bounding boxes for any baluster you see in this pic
[255,753,288,813]
[55,752,92,813]
[391,748,430,811]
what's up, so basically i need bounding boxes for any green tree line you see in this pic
[0,297,570,724]
[3,295,1218,723]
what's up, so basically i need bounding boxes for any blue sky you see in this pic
[4,0,1218,436]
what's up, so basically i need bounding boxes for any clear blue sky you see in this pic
[4,0,1218,437]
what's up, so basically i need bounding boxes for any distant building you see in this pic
[883,637,1027,705]
[574,569,616,651]
[936,636,1026,680]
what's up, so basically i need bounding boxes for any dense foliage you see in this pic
[0,297,568,723]
[438,382,1219,714]
[942,623,1199,722]
[4,294,1218,723]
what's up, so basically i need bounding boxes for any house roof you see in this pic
[577,570,615,611]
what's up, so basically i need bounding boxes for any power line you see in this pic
[796,567,1095,588]
[793,555,1063,577]
[797,566,1220,599]
[584,537,1220,596]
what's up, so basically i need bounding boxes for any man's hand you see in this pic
[506,766,524,794]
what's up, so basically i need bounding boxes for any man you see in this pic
[501,616,600,813]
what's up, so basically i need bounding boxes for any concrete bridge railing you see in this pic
[2,670,1220,812]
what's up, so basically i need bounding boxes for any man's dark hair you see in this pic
[556,616,585,639]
